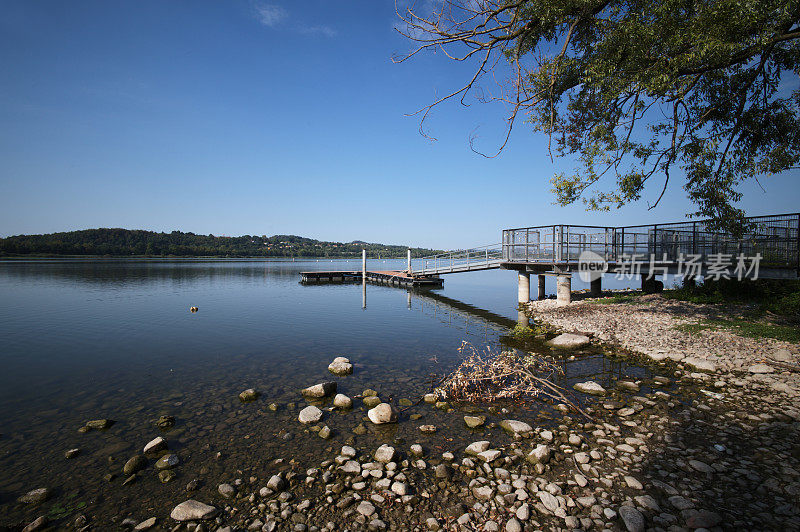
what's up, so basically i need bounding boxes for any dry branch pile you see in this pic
[436,342,593,420]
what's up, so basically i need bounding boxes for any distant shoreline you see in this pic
[0,255,410,261]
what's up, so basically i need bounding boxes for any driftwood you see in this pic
[435,342,594,421]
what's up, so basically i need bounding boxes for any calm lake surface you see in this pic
[0,259,658,527]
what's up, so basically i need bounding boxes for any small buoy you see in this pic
[190,306,199,313]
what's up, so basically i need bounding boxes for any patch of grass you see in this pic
[664,278,800,319]
[510,322,551,339]
[675,317,800,343]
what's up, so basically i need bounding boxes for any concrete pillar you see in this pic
[642,274,664,293]
[407,249,412,275]
[518,272,530,305]
[537,275,546,300]
[517,309,529,327]
[590,276,602,297]
[556,275,572,305]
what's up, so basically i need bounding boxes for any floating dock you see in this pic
[300,270,443,288]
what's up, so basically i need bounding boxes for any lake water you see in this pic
[0,259,663,527]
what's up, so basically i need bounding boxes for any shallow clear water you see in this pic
[0,259,659,526]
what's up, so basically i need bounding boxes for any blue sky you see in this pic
[1,1,798,249]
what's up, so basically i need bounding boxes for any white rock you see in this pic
[547,333,591,348]
[573,381,607,396]
[499,420,533,435]
[374,444,396,463]
[143,437,167,455]
[367,403,397,424]
[537,491,559,512]
[477,449,501,462]
[526,444,551,464]
[170,500,217,521]
[683,357,717,373]
[465,441,491,455]
[328,356,353,376]
[333,394,353,409]
[298,405,323,424]
[300,382,337,398]
[356,501,375,516]
[390,481,408,496]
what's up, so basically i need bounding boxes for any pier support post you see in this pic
[590,276,602,297]
[362,249,366,282]
[407,248,412,275]
[641,274,664,293]
[537,275,546,300]
[517,309,529,327]
[556,275,572,305]
[518,272,530,305]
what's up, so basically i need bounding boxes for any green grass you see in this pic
[675,317,800,343]
[663,278,800,319]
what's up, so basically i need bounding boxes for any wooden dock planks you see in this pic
[300,270,443,287]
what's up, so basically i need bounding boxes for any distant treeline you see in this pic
[0,229,441,258]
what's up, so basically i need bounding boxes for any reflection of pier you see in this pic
[406,289,515,342]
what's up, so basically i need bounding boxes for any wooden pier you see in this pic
[300,270,443,288]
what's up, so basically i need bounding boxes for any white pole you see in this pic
[362,249,366,282]
[407,248,412,275]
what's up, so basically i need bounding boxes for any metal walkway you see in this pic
[411,213,799,279]
[414,243,503,275]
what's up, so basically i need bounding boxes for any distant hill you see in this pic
[0,228,442,258]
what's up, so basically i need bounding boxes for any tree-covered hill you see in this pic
[0,229,441,258]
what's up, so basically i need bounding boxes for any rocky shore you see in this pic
[10,311,800,532]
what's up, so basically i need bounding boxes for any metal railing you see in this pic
[501,213,800,269]
[414,243,503,275]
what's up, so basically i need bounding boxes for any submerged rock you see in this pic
[328,356,353,376]
[64,448,80,459]
[573,381,607,395]
[464,416,485,428]
[301,382,337,398]
[123,455,147,475]
[17,488,50,504]
[155,454,179,470]
[81,419,114,431]
[547,333,590,348]
[238,388,259,402]
[21,516,47,532]
[363,395,382,408]
[170,500,218,521]
[367,403,397,424]
[155,415,175,430]
[299,405,323,424]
